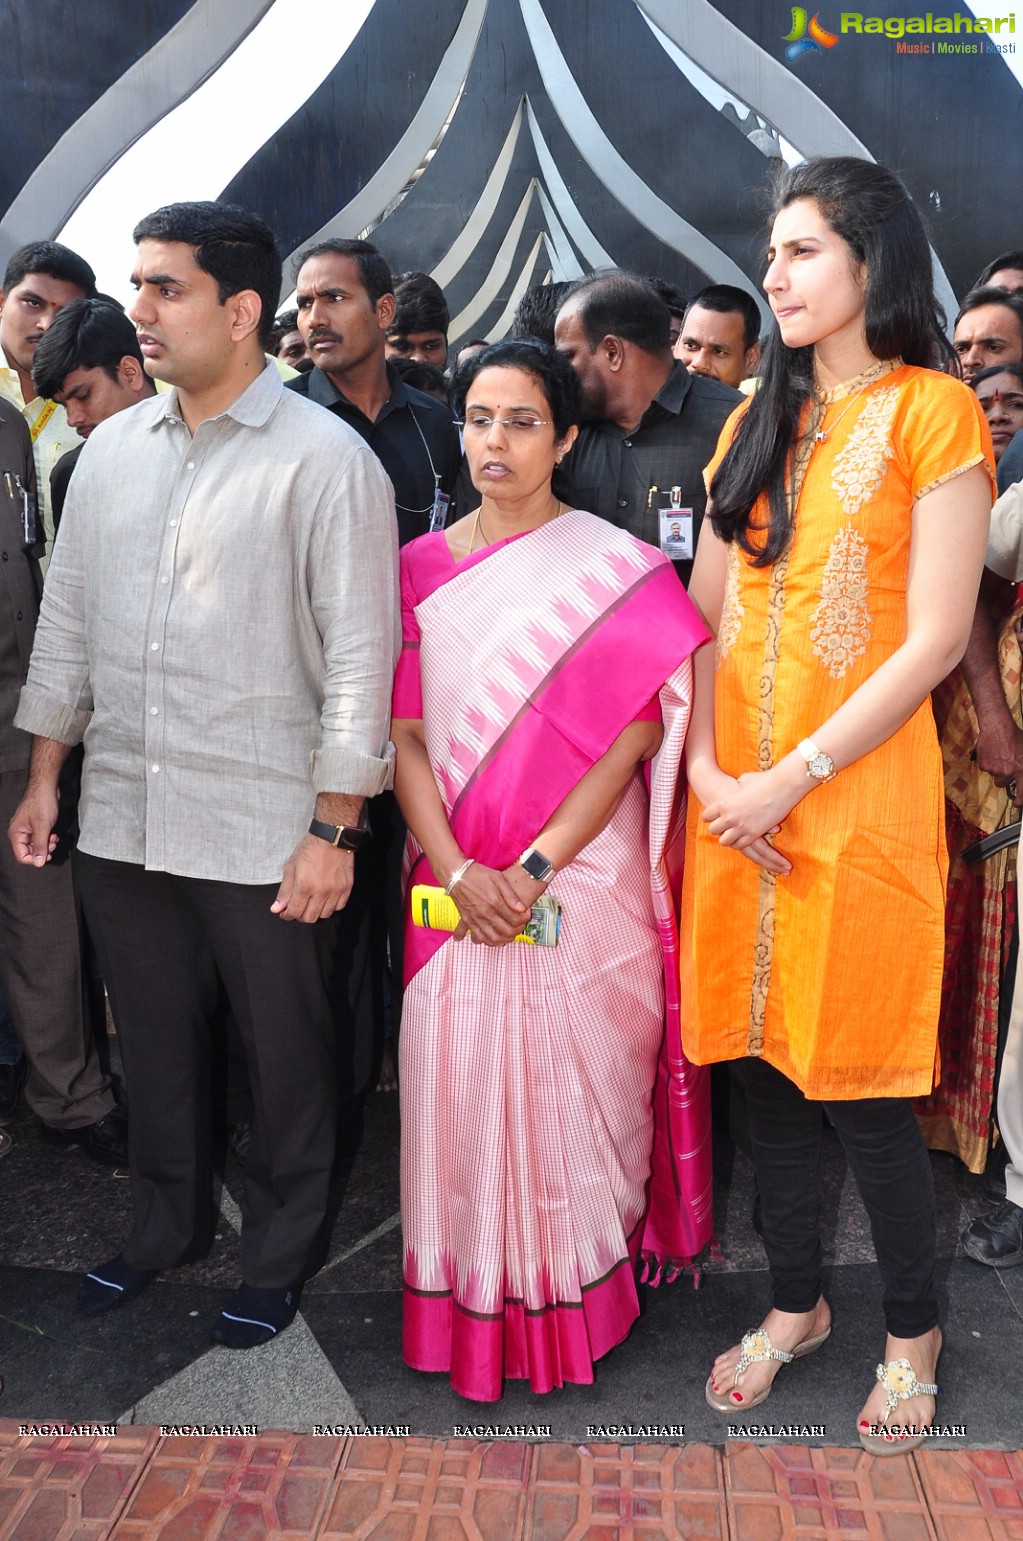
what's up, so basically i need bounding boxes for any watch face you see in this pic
[809,753,834,780]
[521,849,553,881]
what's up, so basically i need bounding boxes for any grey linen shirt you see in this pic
[15,363,400,885]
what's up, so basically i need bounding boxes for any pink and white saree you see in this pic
[393,511,712,1401]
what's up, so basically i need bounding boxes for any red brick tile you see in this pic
[725,1442,782,1496]
[669,1498,727,1538]
[8,1488,72,1541]
[472,1485,525,1541]
[143,1496,223,1539]
[424,1518,471,1540]
[670,1442,724,1495]
[534,1443,583,1485]
[528,1489,580,1538]
[320,1476,385,1533]
[219,1503,271,1540]
[728,1500,787,1541]
[354,1515,415,1541]
[122,1464,191,1520]
[274,1473,331,1529]
[930,1517,997,1541]
[478,1440,530,1483]
[916,1450,981,1508]
[339,1437,393,1473]
[874,1515,934,1541]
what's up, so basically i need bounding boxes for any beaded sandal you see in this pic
[858,1356,940,1455]
[705,1323,831,1414]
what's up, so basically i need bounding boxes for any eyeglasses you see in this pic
[456,415,552,433]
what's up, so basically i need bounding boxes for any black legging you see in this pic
[737,1056,938,1338]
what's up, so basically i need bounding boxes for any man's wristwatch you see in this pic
[308,817,371,851]
[519,846,555,883]
[797,738,837,784]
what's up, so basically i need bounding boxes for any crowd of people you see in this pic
[0,153,1021,1451]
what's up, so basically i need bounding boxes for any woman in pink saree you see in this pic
[391,340,712,1401]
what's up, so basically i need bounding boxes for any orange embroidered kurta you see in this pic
[681,362,994,1100]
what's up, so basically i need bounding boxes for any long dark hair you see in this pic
[711,157,952,565]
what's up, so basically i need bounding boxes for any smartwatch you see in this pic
[519,846,555,883]
[308,817,371,851]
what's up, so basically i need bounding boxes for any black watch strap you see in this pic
[308,817,370,851]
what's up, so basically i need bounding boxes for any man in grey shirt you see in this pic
[9,202,399,1349]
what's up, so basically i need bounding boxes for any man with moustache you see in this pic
[675,284,762,390]
[952,286,1023,385]
[10,201,399,1349]
[287,239,460,1105]
[554,270,739,587]
[287,238,459,545]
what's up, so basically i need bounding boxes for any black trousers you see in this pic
[737,1056,939,1338]
[77,854,337,1287]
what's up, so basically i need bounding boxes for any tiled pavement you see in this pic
[1,1427,1023,1539]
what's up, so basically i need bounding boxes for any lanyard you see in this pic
[29,399,58,443]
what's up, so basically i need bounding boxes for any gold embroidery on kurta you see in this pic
[809,524,872,679]
[830,385,900,518]
[716,543,744,667]
[746,423,816,1054]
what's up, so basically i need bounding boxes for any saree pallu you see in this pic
[395,512,712,1401]
[918,597,1022,1170]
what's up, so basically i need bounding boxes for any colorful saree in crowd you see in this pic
[393,511,713,1401]
[918,591,1022,1170]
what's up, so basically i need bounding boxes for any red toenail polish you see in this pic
[858,1420,869,1430]
[732,1392,743,1403]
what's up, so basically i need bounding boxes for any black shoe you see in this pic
[0,1059,25,1125]
[41,1106,128,1166]
[961,1199,1023,1267]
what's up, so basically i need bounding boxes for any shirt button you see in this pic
[186,461,195,470]
[170,519,178,528]
[149,706,159,716]
[623,438,632,448]
[160,575,169,584]
[150,642,160,651]
[617,498,629,508]
[151,764,160,773]
[1,552,7,562]
[15,611,21,620]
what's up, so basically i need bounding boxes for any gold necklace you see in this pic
[467,499,565,555]
[812,361,887,444]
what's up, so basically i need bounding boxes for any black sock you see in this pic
[77,1253,154,1314]
[210,1282,299,1349]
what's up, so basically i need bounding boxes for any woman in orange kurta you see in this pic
[680,157,994,1455]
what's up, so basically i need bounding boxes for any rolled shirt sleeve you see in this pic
[14,366,403,884]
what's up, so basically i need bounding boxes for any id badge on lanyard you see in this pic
[657,486,694,562]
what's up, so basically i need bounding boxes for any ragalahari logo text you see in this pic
[784,8,840,59]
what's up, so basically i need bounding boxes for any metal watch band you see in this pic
[308,817,370,851]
